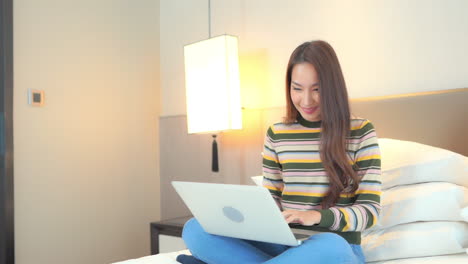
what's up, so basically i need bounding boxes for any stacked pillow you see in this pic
[362,138,468,262]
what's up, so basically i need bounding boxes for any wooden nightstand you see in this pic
[150,216,192,255]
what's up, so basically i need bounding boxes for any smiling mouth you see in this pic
[301,106,318,114]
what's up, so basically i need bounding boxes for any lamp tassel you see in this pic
[212,134,219,172]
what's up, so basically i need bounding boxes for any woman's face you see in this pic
[290,63,321,122]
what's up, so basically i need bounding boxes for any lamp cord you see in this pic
[208,0,211,38]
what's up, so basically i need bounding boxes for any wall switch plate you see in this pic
[28,89,45,106]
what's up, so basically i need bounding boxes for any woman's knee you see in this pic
[182,218,205,243]
[304,233,353,255]
[311,232,348,244]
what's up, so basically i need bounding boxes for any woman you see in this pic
[180,40,381,264]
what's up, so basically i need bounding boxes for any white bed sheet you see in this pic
[113,250,468,264]
[369,253,468,264]
[112,249,190,264]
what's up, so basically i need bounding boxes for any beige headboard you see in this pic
[350,88,468,156]
[160,88,468,219]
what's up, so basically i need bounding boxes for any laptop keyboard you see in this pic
[293,233,309,241]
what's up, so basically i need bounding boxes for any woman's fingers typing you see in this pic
[281,210,321,226]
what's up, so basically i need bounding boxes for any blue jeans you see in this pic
[182,218,366,264]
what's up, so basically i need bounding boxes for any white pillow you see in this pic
[373,182,468,230]
[251,175,263,186]
[379,138,468,190]
[362,221,468,262]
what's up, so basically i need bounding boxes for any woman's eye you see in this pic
[292,87,301,91]
[313,88,319,92]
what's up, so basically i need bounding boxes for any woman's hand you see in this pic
[282,210,321,226]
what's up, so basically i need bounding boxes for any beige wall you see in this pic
[160,0,468,116]
[14,0,160,263]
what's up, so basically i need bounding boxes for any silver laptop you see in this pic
[172,181,309,246]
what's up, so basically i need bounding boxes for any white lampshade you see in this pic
[184,35,242,134]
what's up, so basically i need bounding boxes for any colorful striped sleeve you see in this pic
[317,120,382,232]
[262,125,284,203]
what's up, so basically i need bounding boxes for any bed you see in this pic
[113,250,468,264]
[113,88,468,264]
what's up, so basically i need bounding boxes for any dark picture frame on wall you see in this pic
[0,0,15,263]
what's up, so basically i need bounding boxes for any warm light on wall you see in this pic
[184,35,242,134]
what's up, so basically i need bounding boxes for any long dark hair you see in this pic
[284,40,359,209]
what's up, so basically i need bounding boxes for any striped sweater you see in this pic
[262,116,381,245]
